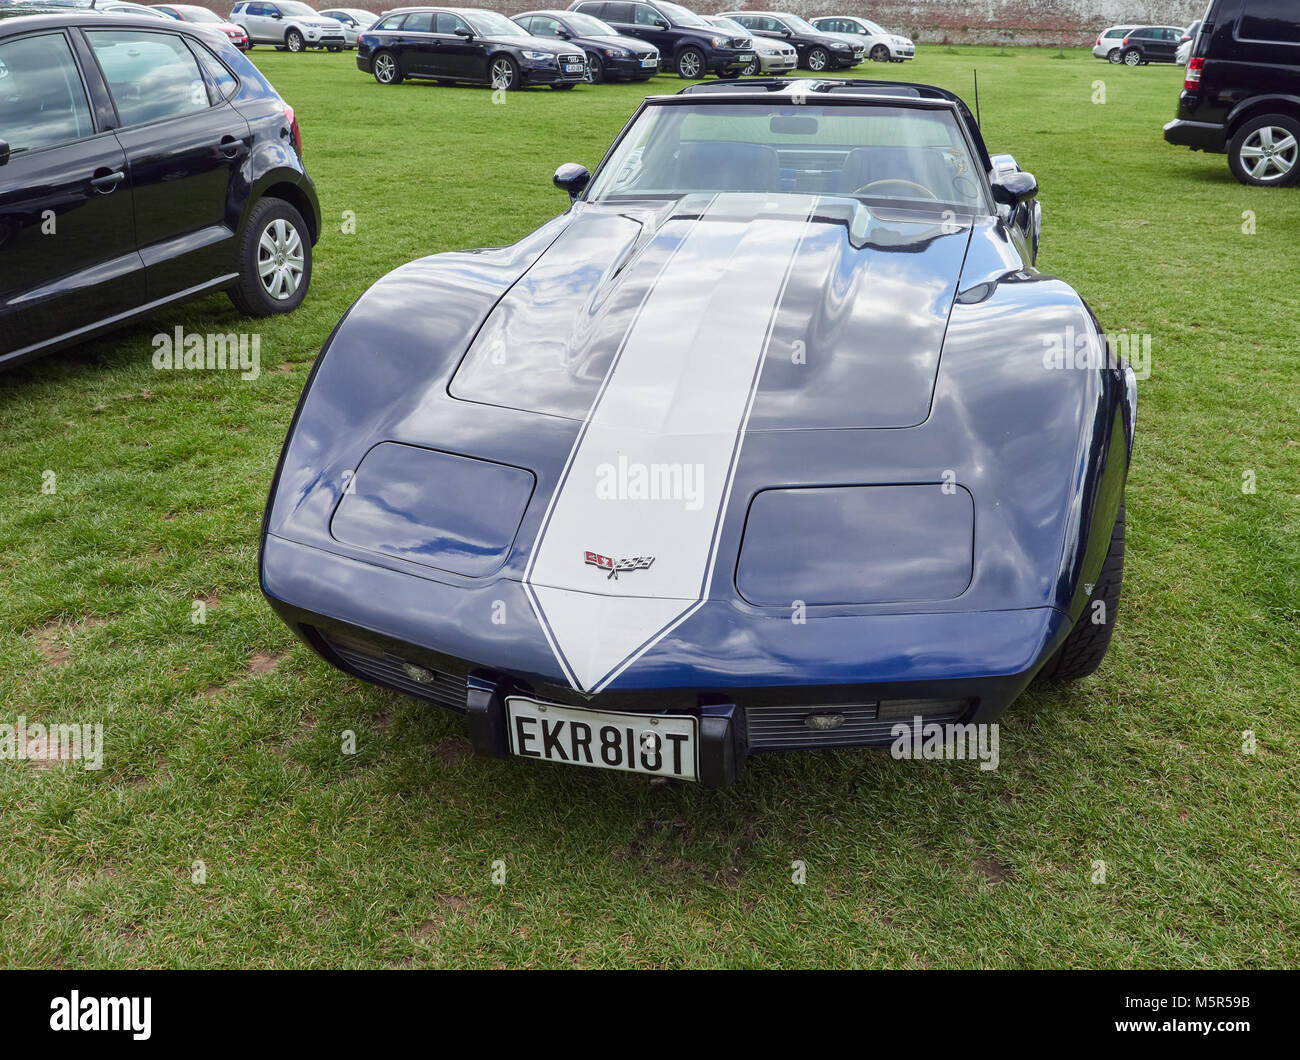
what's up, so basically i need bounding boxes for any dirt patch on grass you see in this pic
[202,650,289,699]
[33,615,108,666]
[434,736,473,765]
[972,857,1013,884]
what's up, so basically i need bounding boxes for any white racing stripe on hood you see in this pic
[524,193,818,693]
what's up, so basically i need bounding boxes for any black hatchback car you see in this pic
[0,8,320,368]
[567,1,752,80]
[356,6,587,89]
[719,10,863,71]
[1117,25,1186,65]
[1164,0,1300,187]
[513,9,658,82]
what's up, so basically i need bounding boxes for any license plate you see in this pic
[737,53,752,61]
[641,57,657,67]
[506,696,698,781]
[564,63,583,73]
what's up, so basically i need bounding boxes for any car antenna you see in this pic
[973,69,981,128]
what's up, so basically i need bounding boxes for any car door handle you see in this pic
[90,169,125,193]
[218,136,248,159]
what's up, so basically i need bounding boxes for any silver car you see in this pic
[707,15,794,75]
[1093,24,1138,63]
[318,7,375,46]
[809,15,914,62]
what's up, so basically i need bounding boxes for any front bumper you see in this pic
[709,49,754,74]
[604,53,659,78]
[1163,116,1226,153]
[521,62,587,85]
[262,532,1070,784]
[757,53,797,73]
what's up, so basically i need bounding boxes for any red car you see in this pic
[151,4,251,48]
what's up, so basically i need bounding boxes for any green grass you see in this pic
[1,47,1297,969]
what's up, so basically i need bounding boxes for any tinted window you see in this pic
[374,14,404,29]
[633,4,661,26]
[404,11,432,31]
[603,4,634,23]
[434,12,468,33]
[86,31,209,127]
[529,16,561,37]
[0,33,94,152]
[1240,0,1300,43]
[192,40,237,99]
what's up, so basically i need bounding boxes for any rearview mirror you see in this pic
[991,171,1038,206]
[0,140,9,167]
[553,162,590,200]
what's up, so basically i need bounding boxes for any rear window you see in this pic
[86,30,209,127]
[1239,0,1300,43]
[0,32,95,152]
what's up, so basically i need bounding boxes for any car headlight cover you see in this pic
[521,49,554,61]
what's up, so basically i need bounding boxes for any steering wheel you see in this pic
[853,178,939,200]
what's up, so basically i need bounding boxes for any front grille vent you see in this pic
[320,630,467,712]
[746,700,968,751]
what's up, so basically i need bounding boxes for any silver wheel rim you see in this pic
[257,218,304,301]
[809,50,826,71]
[679,51,700,77]
[1241,126,1297,182]
[584,54,597,82]
[1107,49,1120,63]
[288,32,302,52]
[743,60,755,75]
[375,54,394,81]
[1124,51,1139,65]
[491,58,513,88]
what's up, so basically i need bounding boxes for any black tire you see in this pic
[550,82,576,90]
[805,46,829,72]
[1122,48,1141,66]
[1227,112,1300,187]
[584,51,604,83]
[372,49,402,84]
[870,44,889,62]
[1037,501,1125,681]
[285,28,304,53]
[1106,47,1121,63]
[228,197,312,318]
[327,45,342,52]
[489,54,519,90]
[716,68,741,80]
[675,45,704,79]
[741,57,757,75]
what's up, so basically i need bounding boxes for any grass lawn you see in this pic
[1,46,1296,969]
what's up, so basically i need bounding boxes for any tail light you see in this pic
[1121,36,1130,47]
[1184,56,1204,91]
[284,103,303,154]
[1096,33,1103,46]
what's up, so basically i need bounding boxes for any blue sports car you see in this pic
[261,79,1137,786]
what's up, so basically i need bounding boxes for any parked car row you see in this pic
[1093,21,1199,66]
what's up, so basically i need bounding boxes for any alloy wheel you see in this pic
[1240,125,1298,182]
[257,218,304,301]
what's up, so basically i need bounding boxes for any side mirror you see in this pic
[991,171,1037,206]
[0,140,9,167]
[454,26,473,37]
[553,162,590,200]
[654,18,668,28]
[557,29,572,39]
[270,11,282,19]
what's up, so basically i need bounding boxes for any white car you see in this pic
[318,7,374,46]
[706,15,795,75]
[809,15,913,62]
[1093,24,1138,63]
[229,0,347,52]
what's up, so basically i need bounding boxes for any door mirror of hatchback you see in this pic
[553,162,590,200]
[454,26,473,37]
[991,171,1038,206]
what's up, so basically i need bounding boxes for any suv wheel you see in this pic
[676,46,703,79]
[870,44,889,61]
[1229,113,1300,187]
[286,29,304,52]
[229,198,312,317]
[1106,47,1122,63]
[806,46,829,71]
[373,50,402,84]
[584,51,604,83]
[1122,48,1141,66]
[1036,500,1125,681]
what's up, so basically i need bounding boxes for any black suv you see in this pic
[719,10,863,71]
[0,9,320,368]
[1118,25,1186,65]
[1165,0,1300,186]
[567,0,753,79]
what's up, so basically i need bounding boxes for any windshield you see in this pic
[177,7,222,21]
[465,10,525,35]
[564,12,615,34]
[782,15,820,34]
[277,3,319,16]
[708,17,746,35]
[863,20,887,35]
[657,2,709,29]
[587,102,988,211]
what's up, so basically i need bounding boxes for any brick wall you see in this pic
[344,2,1210,48]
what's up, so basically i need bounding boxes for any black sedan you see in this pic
[720,9,862,71]
[356,6,587,89]
[514,9,658,83]
[0,8,320,369]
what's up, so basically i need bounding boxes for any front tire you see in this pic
[1122,48,1141,66]
[228,197,311,318]
[1106,47,1121,63]
[870,44,889,62]
[285,28,304,53]
[675,46,703,79]
[1228,113,1300,187]
[1037,500,1125,681]
[805,46,829,71]
[716,68,741,79]
[490,54,519,90]
[584,51,604,83]
[741,57,757,75]
[372,49,402,84]
[550,82,576,90]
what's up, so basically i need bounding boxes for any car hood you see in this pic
[589,33,656,52]
[490,33,577,52]
[450,193,973,432]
